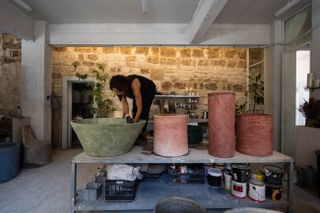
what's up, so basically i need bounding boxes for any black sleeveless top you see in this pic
[124,75,156,100]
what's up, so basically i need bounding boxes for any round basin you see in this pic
[71,118,146,157]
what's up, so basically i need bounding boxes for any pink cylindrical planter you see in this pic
[154,114,188,157]
[208,92,236,158]
[236,114,273,157]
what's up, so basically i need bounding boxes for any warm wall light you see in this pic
[12,0,33,12]
[141,0,148,14]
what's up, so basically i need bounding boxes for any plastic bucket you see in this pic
[0,142,20,183]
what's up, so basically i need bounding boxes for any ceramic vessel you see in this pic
[236,114,273,157]
[154,114,188,157]
[71,118,146,157]
[208,92,236,158]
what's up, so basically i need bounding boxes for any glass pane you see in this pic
[296,50,310,126]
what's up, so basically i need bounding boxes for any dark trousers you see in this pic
[132,87,156,132]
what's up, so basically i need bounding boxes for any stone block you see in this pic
[147,56,159,64]
[120,47,132,55]
[135,47,149,55]
[204,83,218,91]
[102,48,115,54]
[198,59,209,67]
[140,68,150,74]
[180,59,192,66]
[180,49,191,58]
[88,54,99,61]
[161,81,172,91]
[151,69,164,80]
[126,56,136,63]
[173,82,186,90]
[151,48,159,55]
[227,60,237,68]
[232,84,245,92]
[192,49,204,58]
[74,47,92,53]
[225,49,237,58]
[207,49,220,58]
[82,61,95,67]
[160,48,176,57]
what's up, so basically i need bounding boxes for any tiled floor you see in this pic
[0,149,319,213]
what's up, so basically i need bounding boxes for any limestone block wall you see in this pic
[0,33,21,116]
[51,47,248,147]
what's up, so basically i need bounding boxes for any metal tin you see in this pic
[223,169,232,190]
[231,180,247,198]
[248,179,265,202]
[251,169,265,182]
[207,168,222,187]
[232,164,250,183]
[263,165,283,186]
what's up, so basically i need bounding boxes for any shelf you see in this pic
[72,141,293,164]
[74,176,288,211]
[154,95,200,99]
[305,86,320,90]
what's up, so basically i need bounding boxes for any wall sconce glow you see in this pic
[13,0,33,12]
[141,0,148,14]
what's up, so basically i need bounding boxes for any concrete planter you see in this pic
[71,118,146,157]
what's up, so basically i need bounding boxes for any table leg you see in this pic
[71,162,77,213]
[287,162,294,213]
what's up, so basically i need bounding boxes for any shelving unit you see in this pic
[71,141,294,213]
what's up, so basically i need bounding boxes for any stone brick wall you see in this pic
[0,33,21,116]
[51,47,248,147]
[52,47,247,106]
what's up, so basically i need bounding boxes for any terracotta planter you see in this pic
[208,92,235,158]
[236,114,273,157]
[154,114,188,157]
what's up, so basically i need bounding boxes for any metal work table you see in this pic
[71,141,294,212]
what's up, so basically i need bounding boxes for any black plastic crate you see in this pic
[105,180,138,202]
[167,165,205,184]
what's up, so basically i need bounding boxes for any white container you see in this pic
[224,170,232,190]
[231,180,247,198]
[248,179,265,202]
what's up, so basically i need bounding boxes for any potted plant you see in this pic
[72,62,115,118]
[235,71,273,157]
[298,98,320,127]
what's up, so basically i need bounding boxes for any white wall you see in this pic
[312,0,320,98]
[21,21,51,143]
[265,21,283,151]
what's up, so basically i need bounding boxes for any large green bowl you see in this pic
[71,118,146,157]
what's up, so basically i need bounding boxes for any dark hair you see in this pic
[109,75,129,92]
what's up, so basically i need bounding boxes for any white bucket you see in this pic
[248,179,265,202]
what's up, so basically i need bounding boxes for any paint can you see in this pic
[263,165,283,186]
[248,179,266,202]
[232,164,250,183]
[203,164,214,176]
[266,184,282,201]
[224,169,232,190]
[231,180,247,198]
[207,168,222,187]
[251,169,265,182]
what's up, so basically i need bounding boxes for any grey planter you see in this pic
[71,118,146,157]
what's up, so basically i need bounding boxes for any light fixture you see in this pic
[141,0,148,15]
[12,0,33,13]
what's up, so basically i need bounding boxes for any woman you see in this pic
[109,74,156,129]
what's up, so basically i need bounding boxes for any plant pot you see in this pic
[236,114,273,157]
[208,92,236,158]
[154,114,188,157]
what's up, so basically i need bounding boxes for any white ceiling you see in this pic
[20,0,287,24]
[214,0,288,24]
[22,0,200,23]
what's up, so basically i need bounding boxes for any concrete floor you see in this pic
[0,149,320,213]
